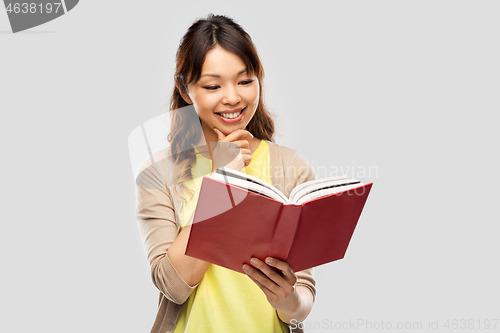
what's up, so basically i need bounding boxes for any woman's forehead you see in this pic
[200,46,249,78]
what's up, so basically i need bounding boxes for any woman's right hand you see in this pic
[212,127,253,171]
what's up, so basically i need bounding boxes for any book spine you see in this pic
[267,205,302,262]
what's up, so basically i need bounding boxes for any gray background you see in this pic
[1,1,499,332]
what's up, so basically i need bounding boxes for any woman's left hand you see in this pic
[243,257,302,317]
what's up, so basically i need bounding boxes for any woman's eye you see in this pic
[203,80,252,90]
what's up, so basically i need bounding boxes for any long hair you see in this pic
[168,14,275,202]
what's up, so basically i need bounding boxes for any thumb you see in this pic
[213,127,225,141]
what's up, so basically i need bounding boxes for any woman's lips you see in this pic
[215,108,245,123]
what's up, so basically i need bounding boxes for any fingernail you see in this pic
[243,264,249,271]
[250,258,258,265]
[266,257,273,264]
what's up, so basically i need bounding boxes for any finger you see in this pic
[232,140,250,149]
[243,263,281,295]
[213,127,225,141]
[248,257,289,288]
[238,148,252,166]
[246,273,282,304]
[239,148,251,156]
[242,154,252,167]
[264,257,297,283]
[224,147,251,165]
[245,270,275,299]
[223,129,254,142]
[219,141,251,167]
[243,155,252,167]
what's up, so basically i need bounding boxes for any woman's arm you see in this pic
[135,155,208,304]
[167,223,210,287]
[277,286,314,324]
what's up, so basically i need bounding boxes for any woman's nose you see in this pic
[221,86,241,105]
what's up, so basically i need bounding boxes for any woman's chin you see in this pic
[216,123,247,135]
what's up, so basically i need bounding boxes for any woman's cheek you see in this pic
[194,93,217,111]
[243,87,259,107]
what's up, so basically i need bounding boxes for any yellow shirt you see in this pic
[174,140,289,333]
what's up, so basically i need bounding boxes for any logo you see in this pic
[3,0,79,33]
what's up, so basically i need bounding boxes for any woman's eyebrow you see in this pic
[200,68,247,78]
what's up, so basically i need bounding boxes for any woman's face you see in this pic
[180,45,260,140]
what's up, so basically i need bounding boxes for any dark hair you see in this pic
[168,14,275,201]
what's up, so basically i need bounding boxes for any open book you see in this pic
[210,167,366,205]
[185,167,373,273]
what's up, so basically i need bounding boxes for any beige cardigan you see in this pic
[135,141,316,333]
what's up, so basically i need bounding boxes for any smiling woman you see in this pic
[134,13,317,333]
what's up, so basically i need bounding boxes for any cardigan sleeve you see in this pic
[135,155,200,305]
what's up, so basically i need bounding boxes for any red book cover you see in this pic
[185,176,372,273]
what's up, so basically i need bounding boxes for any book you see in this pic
[185,167,373,273]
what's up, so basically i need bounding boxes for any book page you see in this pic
[210,167,288,203]
[289,176,360,204]
[295,183,366,205]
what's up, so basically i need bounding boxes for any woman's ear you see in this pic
[176,78,193,105]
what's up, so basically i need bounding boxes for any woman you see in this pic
[135,14,316,333]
